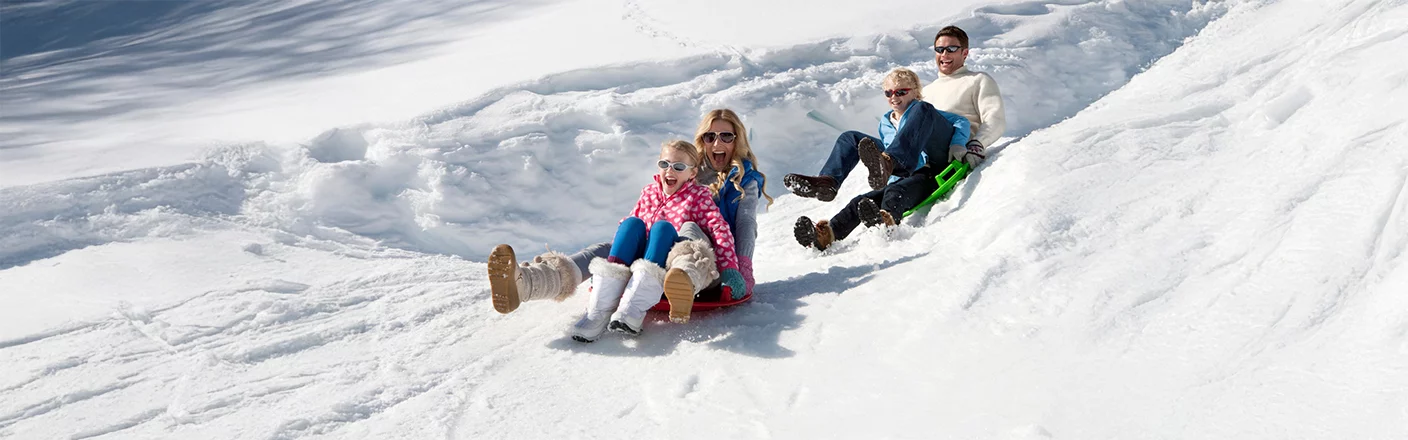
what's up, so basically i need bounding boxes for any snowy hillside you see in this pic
[3,0,1407,439]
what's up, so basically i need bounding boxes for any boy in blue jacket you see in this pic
[786,68,970,250]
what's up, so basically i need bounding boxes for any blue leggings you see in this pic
[607,217,677,267]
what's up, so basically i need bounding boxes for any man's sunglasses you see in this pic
[657,160,694,172]
[934,45,963,54]
[701,131,736,144]
[884,88,912,98]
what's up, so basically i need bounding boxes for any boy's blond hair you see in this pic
[884,68,924,100]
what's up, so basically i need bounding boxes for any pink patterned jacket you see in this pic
[628,176,740,274]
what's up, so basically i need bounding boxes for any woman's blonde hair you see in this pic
[884,68,924,100]
[693,109,774,207]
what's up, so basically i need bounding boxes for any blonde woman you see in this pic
[673,109,773,304]
[487,110,769,336]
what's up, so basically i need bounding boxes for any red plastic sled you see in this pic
[649,286,752,311]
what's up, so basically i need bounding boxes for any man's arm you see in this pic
[972,73,1006,148]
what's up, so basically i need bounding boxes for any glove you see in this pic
[720,268,746,300]
[947,140,986,167]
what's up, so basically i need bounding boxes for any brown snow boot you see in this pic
[857,137,894,191]
[783,173,839,202]
[793,217,835,251]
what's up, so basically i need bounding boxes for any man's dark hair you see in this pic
[935,26,969,48]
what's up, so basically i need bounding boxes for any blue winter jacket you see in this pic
[716,159,764,234]
[876,99,971,179]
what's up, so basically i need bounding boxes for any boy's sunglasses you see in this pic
[657,160,693,172]
[934,45,963,54]
[701,131,736,144]
[884,88,912,98]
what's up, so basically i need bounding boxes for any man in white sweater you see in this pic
[784,25,1006,201]
[922,25,1006,161]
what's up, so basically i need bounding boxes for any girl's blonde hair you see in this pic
[884,68,924,100]
[661,139,702,168]
[693,109,774,207]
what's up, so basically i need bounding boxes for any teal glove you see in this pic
[721,268,746,300]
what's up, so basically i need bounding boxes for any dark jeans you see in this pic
[819,130,922,185]
[828,166,942,241]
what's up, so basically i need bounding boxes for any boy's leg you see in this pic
[818,131,880,185]
[880,169,942,221]
[828,189,885,242]
[784,131,882,202]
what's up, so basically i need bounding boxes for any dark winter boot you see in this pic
[783,173,839,202]
[857,198,896,228]
[857,137,894,191]
[794,217,835,251]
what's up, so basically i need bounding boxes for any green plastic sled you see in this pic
[903,161,970,217]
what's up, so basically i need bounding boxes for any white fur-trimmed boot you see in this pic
[568,258,631,342]
[609,259,668,335]
[489,245,583,314]
[662,240,718,324]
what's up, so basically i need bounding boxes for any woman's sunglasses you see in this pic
[701,131,736,144]
[884,88,912,98]
[934,45,963,54]
[657,160,694,172]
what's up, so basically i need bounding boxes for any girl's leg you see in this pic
[608,221,678,334]
[607,217,648,265]
[570,217,646,342]
[641,220,678,266]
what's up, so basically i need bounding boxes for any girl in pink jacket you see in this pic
[565,140,739,342]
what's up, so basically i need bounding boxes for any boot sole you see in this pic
[609,320,642,335]
[487,244,520,314]
[858,198,884,227]
[663,268,696,323]
[794,216,818,249]
[783,174,838,202]
[858,138,888,191]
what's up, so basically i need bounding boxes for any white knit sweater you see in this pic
[920,66,1007,148]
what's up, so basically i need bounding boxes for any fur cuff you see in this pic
[629,258,667,282]
[665,239,719,291]
[589,257,631,282]
[539,251,583,302]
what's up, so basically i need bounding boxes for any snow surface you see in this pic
[3,0,1408,438]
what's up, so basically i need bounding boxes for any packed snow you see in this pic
[2,0,1407,438]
